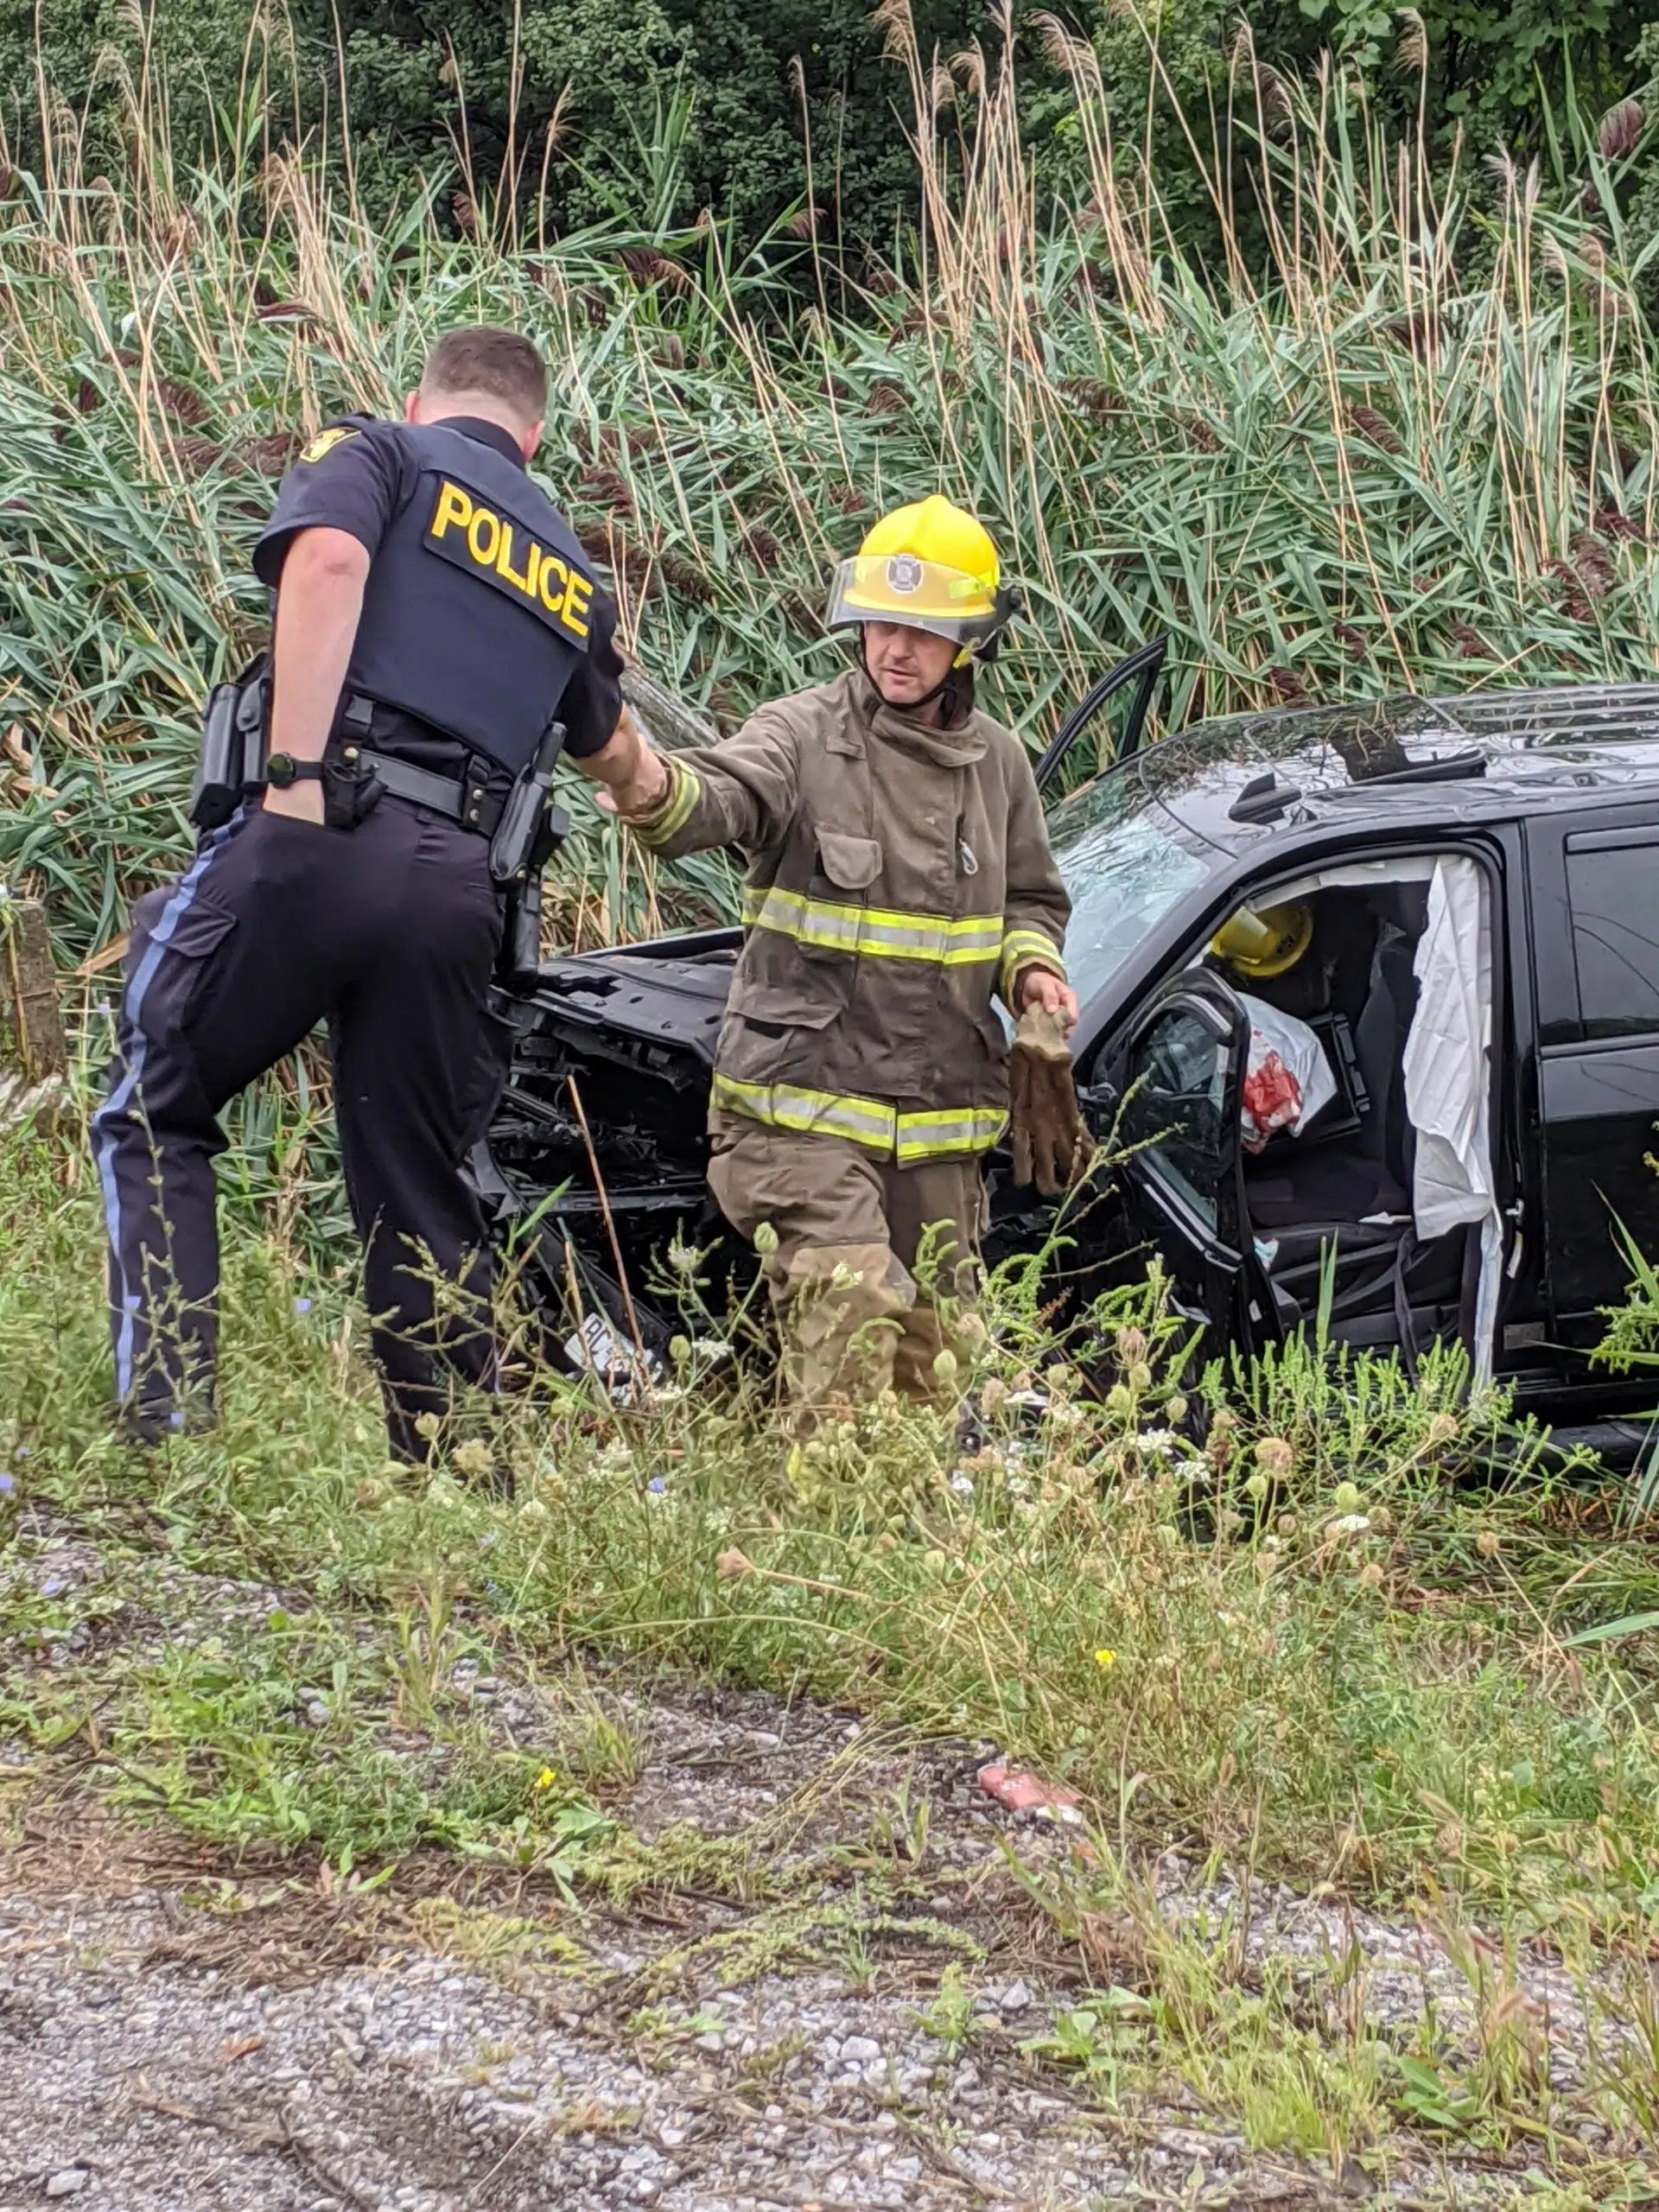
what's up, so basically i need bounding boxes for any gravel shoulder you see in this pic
[2,1525,1651,2211]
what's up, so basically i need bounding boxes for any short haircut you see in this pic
[421,327,548,425]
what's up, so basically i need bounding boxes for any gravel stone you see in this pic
[1,1518,1641,2212]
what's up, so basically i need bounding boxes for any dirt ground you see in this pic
[2,1736,1624,2210]
[0,1522,1643,2211]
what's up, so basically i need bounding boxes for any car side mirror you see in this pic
[1077,1075,1119,1132]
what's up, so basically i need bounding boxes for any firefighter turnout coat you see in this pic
[631,670,1071,1166]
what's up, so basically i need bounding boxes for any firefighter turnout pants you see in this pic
[707,1116,983,1410]
[93,799,514,1459]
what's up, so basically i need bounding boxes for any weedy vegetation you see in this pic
[4,1114,1659,2190]
[4,8,1659,2198]
[4,7,1659,957]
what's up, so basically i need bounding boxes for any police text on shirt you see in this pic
[424,480,594,646]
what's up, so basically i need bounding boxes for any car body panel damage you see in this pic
[474,664,1659,1442]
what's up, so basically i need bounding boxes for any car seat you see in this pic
[1243,887,1462,1344]
[1245,901,1416,1229]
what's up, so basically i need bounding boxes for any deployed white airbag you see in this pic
[1401,855,1503,1382]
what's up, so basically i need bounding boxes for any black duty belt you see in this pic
[357,748,508,837]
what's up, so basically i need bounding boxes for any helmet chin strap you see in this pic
[859,631,969,721]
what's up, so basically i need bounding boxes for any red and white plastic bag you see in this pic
[1237,995,1338,1152]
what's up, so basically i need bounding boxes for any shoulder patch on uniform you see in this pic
[300,425,360,466]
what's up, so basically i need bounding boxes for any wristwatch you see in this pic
[266,753,322,788]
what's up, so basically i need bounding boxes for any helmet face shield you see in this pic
[825,554,1001,648]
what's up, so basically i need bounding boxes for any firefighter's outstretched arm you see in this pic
[582,704,800,860]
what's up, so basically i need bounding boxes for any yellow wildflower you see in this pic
[1093,1647,1117,1670]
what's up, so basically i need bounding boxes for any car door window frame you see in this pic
[1120,985,1242,1246]
[1116,969,1255,1249]
[1561,823,1659,1044]
[1035,639,1167,798]
[1106,964,1292,1353]
[1526,805,1659,1049]
[1525,806,1659,1342]
[1103,836,1513,1323]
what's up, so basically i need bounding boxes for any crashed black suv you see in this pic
[477,649,1659,1450]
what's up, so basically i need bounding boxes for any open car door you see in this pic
[1034,639,1166,803]
[1107,969,1285,1360]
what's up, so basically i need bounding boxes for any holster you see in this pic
[493,800,569,988]
[192,665,386,833]
[311,696,379,830]
[496,874,545,992]
[488,721,569,885]
[490,717,569,991]
[190,656,270,830]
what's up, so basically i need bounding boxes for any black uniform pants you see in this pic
[93,798,513,1459]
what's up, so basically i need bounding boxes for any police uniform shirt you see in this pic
[254,415,625,772]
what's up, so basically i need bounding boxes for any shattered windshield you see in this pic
[1049,769,1224,1007]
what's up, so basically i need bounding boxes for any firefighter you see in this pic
[95,327,636,1459]
[583,496,1083,1407]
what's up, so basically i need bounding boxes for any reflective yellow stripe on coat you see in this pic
[893,1106,1010,1164]
[998,926,1067,1002]
[632,756,702,848]
[711,1073,1007,1165]
[741,885,1001,967]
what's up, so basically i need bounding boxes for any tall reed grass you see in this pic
[2,3,1656,957]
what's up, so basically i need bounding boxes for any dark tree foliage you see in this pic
[1,0,1653,262]
[1300,0,1651,134]
[0,0,974,249]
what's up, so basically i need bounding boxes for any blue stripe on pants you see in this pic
[94,816,238,1402]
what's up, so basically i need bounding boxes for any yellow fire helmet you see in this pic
[824,495,1018,665]
[1211,900,1313,980]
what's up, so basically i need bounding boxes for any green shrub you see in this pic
[5,19,1659,960]
[0,0,982,247]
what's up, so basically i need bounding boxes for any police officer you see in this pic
[95,326,638,1459]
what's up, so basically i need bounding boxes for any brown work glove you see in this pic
[1009,1002,1092,1197]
